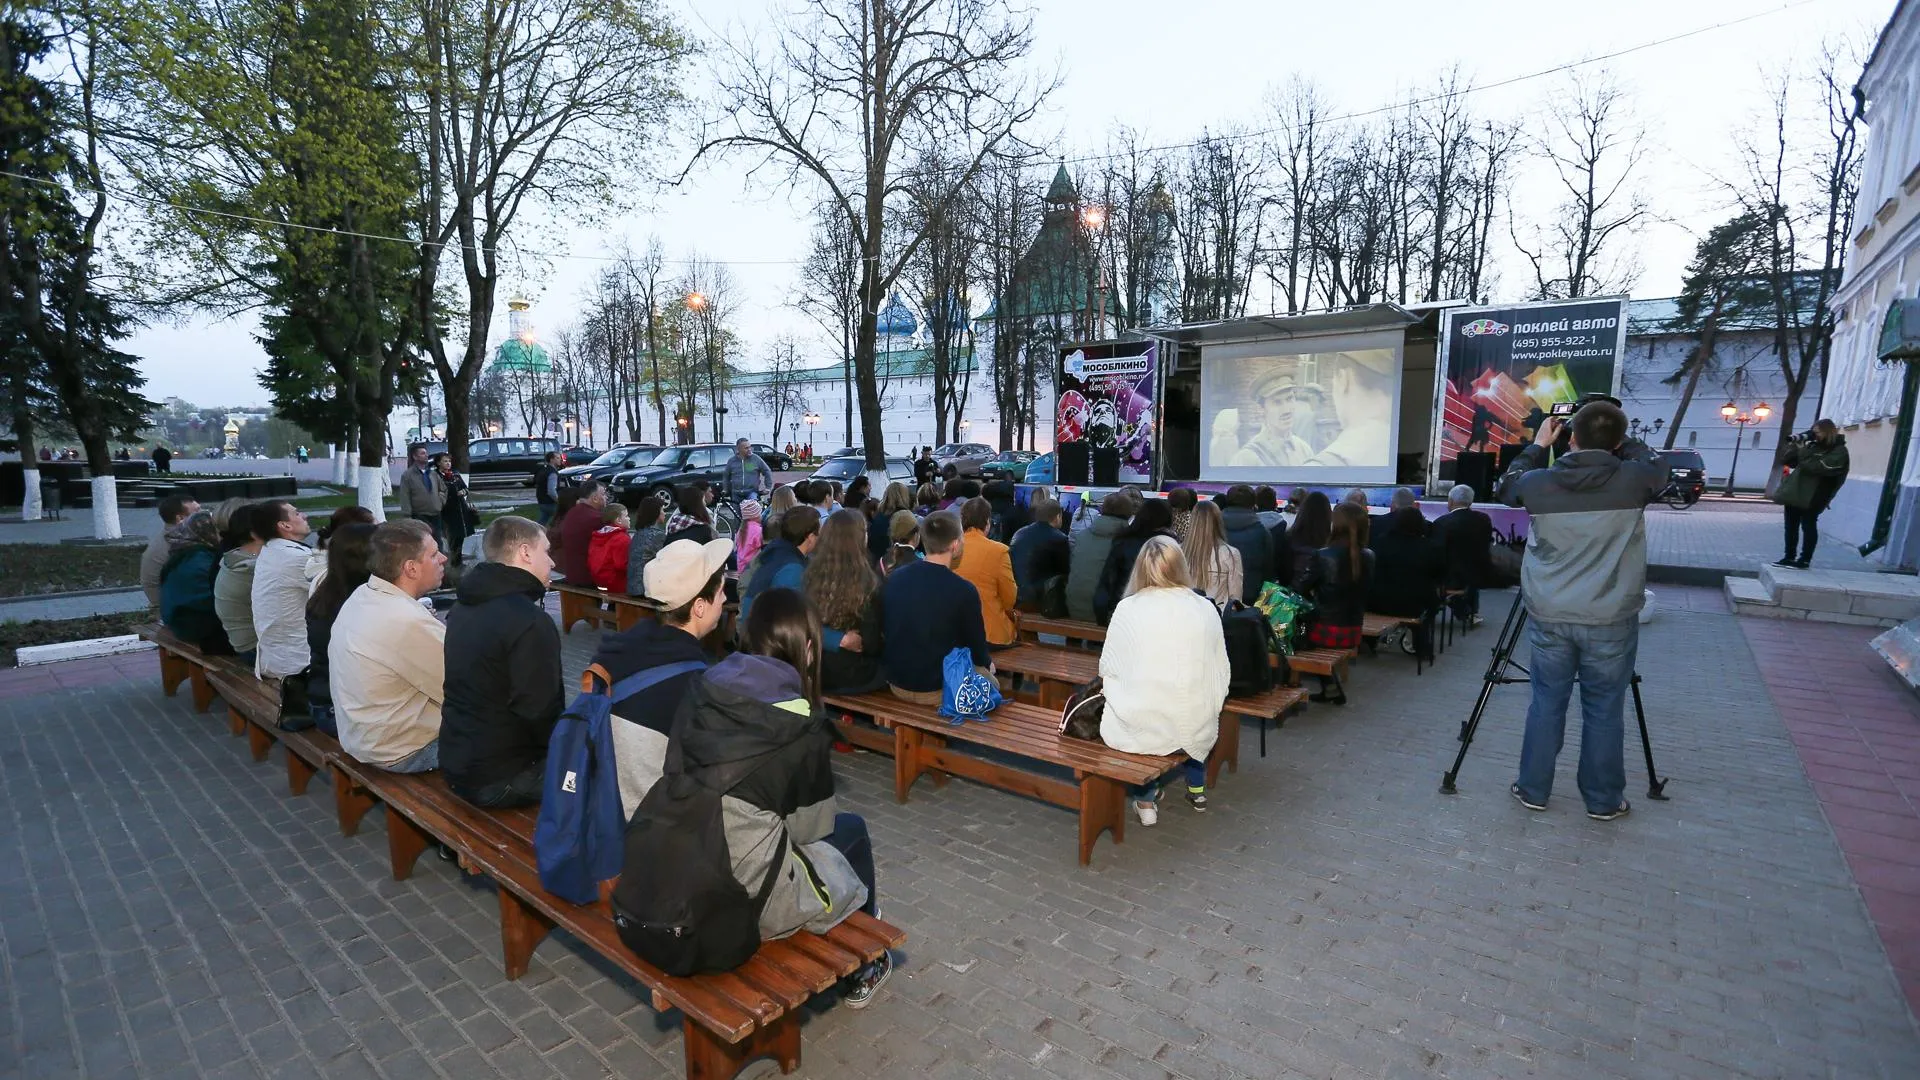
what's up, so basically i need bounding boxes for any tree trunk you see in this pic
[12,410,39,520]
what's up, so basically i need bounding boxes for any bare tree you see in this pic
[1172,130,1265,321]
[901,147,979,445]
[974,157,1043,447]
[1093,127,1178,328]
[1266,78,1328,314]
[796,201,862,446]
[1512,70,1649,299]
[696,0,1049,470]
[615,238,673,444]
[675,257,739,440]
[755,336,810,444]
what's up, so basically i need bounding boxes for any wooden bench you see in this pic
[988,644,1257,787]
[825,691,1182,866]
[328,760,904,1079]
[202,668,342,797]
[1360,611,1438,673]
[554,582,658,634]
[135,621,256,715]
[1012,613,1106,648]
[1283,646,1355,688]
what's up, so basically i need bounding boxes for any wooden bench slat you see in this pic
[827,694,1171,784]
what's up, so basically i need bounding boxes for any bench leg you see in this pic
[158,650,188,697]
[1077,775,1125,867]
[333,768,376,837]
[228,706,246,738]
[683,1012,799,1080]
[287,751,318,796]
[243,714,272,760]
[1208,713,1240,788]
[559,593,586,634]
[499,888,555,980]
[386,807,432,881]
[189,667,214,713]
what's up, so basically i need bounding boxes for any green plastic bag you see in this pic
[1252,582,1313,655]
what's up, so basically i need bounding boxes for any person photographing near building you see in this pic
[1497,400,1665,822]
[1774,420,1850,570]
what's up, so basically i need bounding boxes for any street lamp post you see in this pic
[1719,399,1771,497]
[1080,205,1108,338]
[804,412,820,462]
[686,291,722,441]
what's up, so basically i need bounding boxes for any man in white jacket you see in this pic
[332,520,448,772]
[251,499,315,725]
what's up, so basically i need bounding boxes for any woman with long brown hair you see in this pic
[802,509,886,694]
[1296,501,1374,704]
[870,482,914,561]
[1182,500,1243,608]
[305,522,378,737]
[1286,490,1333,587]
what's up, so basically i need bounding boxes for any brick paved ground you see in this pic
[1644,500,1876,575]
[3,586,1917,1079]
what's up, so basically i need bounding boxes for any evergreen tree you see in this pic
[1660,209,1773,448]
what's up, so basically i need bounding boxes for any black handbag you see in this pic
[1058,678,1105,741]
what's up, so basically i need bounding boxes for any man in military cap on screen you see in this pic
[1307,350,1396,468]
[1229,368,1318,468]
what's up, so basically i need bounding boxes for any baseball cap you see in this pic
[643,538,733,609]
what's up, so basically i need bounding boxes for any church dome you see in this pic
[877,293,918,339]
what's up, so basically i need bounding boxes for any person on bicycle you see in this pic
[724,439,774,504]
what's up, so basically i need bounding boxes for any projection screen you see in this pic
[1199,330,1406,485]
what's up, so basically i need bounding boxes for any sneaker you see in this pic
[1468,614,1484,628]
[1185,788,1208,813]
[1588,802,1631,822]
[1773,557,1799,568]
[1790,559,1812,570]
[843,951,893,1010]
[1132,799,1159,826]
[1510,784,1546,811]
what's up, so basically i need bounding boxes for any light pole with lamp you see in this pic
[686,291,724,441]
[804,412,820,462]
[1080,205,1108,337]
[1719,399,1771,497]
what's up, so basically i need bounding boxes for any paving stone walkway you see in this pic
[1,588,1916,1079]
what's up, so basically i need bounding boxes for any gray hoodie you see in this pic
[1066,515,1128,623]
[1497,442,1665,626]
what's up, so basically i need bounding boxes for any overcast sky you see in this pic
[124,0,1895,410]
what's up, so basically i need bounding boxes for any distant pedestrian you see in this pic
[534,450,565,525]
[435,453,474,565]
[151,444,172,473]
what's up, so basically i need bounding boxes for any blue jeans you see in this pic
[1515,618,1638,814]
[1130,759,1207,800]
[822,812,878,918]
[381,739,439,774]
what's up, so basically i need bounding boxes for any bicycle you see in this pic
[1656,480,1697,510]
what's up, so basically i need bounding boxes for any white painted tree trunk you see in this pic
[331,445,348,485]
[357,466,387,521]
[91,475,123,538]
[19,467,42,520]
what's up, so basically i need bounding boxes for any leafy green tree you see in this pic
[1661,209,1773,448]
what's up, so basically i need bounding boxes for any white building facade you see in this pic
[1820,0,1920,568]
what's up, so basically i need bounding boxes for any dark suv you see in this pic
[611,443,744,501]
[559,443,661,485]
[464,436,561,484]
[1661,448,1706,505]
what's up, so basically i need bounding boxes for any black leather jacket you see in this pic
[1298,546,1374,629]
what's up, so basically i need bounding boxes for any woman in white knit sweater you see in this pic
[1098,535,1232,825]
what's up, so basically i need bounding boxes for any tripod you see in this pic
[1440,592,1669,800]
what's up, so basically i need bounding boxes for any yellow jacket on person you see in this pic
[953,527,1018,646]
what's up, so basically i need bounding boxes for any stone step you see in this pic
[1725,576,1776,610]
[1757,564,1920,624]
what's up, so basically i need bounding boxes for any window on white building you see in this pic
[1753,430,1762,447]
[1688,430,1698,447]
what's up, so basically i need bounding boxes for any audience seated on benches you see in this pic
[306,523,378,738]
[1216,484,1275,604]
[1368,504,1443,641]
[141,493,200,608]
[331,519,447,773]
[1010,496,1071,614]
[252,498,316,723]
[159,510,235,656]
[1094,497,1174,625]
[442,516,564,808]
[1297,502,1373,705]
[1255,484,1288,548]
[742,508,816,624]
[1066,490,1134,624]
[1286,491,1333,586]
[879,510,992,704]
[869,483,913,562]
[594,538,732,816]
[953,497,1018,647]
[214,502,267,663]
[624,495,669,597]
[1102,536,1231,825]
[804,509,887,695]
[622,587,892,1006]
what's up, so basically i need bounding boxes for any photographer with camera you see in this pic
[1497,400,1665,821]
[1773,420,1849,570]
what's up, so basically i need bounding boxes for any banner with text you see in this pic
[1056,341,1156,487]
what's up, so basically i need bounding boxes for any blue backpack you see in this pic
[938,647,1003,724]
[535,659,706,904]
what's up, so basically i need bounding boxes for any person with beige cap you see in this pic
[1307,350,1396,468]
[589,537,733,816]
[1229,368,1317,468]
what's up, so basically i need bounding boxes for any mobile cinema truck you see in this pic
[1037,296,1628,532]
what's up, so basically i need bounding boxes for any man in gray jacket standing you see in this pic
[397,445,447,548]
[1498,400,1664,822]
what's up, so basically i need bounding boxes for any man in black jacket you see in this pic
[1009,497,1072,612]
[441,516,564,808]
[1429,483,1494,625]
[1218,484,1275,604]
[880,511,993,702]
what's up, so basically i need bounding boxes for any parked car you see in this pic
[751,443,794,471]
[561,445,599,467]
[932,442,996,477]
[558,443,661,485]
[461,436,560,484]
[610,443,742,501]
[978,450,1038,482]
[808,455,915,486]
[1023,451,1056,485]
[1660,447,1707,505]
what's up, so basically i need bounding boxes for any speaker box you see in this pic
[1057,441,1089,486]
[1091,446,1121,487]
[1454,452,1494,502]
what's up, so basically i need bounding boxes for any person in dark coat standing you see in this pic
[1009,496,1073,612]
[440,516,564,808]
[1430,484,1493,624]
[1774,420,1850,569]
[1216,484,1275,604]
[558,482,608,584]
[151,444,173,473]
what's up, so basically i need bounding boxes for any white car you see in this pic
[808,455,915,487]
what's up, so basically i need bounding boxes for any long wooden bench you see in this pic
[202,667,342,797]
[825,691,1182,866]
[329,759,904,1079]
[554,582,657,634]
[136,622,256,715]
[1013,613,1106,647]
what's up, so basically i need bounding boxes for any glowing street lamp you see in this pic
[1720,399,1772,497]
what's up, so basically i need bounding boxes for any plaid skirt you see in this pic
[1305,621,1362,650]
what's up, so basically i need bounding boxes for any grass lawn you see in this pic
[0,543,143,597]
[290,487,360,510]
[0,611,150,667]
[479,503,540,524]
